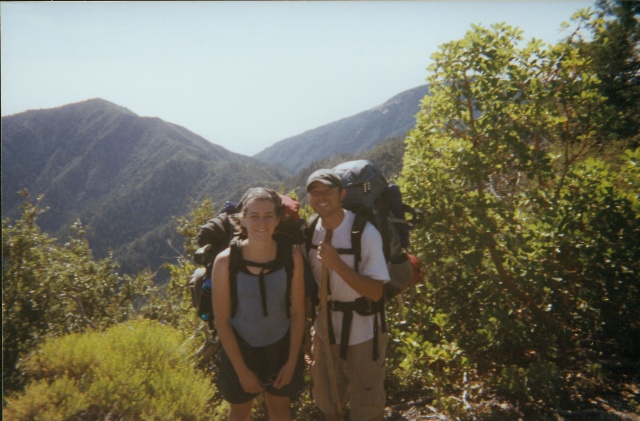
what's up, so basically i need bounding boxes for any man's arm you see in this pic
[316,240,385,301]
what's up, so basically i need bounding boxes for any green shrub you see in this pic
[2,195,156,392]
[398,13,639,415]
[3,320,215,420]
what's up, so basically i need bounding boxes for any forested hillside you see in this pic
[2,93,421,278]
[3,1,639,420]
[1,99,286,276]
[281,136,407,204]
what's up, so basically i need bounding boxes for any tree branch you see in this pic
[62,294,98,330]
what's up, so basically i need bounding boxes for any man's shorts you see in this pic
[311,333,388,421]
[216,332,305,404]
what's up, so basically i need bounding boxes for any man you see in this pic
[305,168,390,421]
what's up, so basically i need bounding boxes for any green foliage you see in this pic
[2,320,214,420]
[174,197,219,258]
[139,198,220,333]
[398,19,640,415]
[2,5,638,419]
[583,0,640,146]
[490,360,561,405]
[2,193,155,392]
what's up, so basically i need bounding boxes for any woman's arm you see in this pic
[273,245,306,389]
[212,248,263,394]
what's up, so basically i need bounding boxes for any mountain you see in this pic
[2,85,428,279]
[1,99,286,278]
[254,84,428,172]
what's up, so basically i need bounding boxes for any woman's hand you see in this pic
[238,368,264,394]
[272,361,296,389]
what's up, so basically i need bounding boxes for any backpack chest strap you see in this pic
[230,242,294,319]
[240,259,286,317]
[308,243,355,256]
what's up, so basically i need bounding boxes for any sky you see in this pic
[2,1,594,156]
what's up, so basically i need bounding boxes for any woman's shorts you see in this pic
[216,332,306,404]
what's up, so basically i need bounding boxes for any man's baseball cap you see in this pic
[306,168,343,192]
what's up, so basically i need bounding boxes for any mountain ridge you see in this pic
[2,86,429,278]
[254,84,428,172]
[2,99,285,277]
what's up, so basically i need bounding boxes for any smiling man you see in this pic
[304,168,390,421]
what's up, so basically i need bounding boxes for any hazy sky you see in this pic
[2,1,593,156]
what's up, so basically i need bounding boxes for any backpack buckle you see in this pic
[328,300,337,311]
[363,181,371,194]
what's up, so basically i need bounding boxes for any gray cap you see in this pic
[306,168,343,191]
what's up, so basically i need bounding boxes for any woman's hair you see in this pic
[232,188,283,239]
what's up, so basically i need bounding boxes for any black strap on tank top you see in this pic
[230,240,293,318]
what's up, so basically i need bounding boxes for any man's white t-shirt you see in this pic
[308,210,390,346]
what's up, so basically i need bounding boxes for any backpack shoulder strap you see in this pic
[304,214,320,258]
[350,212,388,360]
[229,241,241,318]
[351,212,367,273]
[306,213,359,258]
[276,239,295,318]
[231,240,295,319]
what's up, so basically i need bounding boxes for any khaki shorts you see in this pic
[311,333,388,421]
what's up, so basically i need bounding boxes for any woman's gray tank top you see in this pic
[230,267,290,347]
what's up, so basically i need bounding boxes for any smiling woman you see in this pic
[212,187,306,420]
[235,188,284,243]
[242,201,280,242]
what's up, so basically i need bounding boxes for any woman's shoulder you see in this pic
[213,246,232,266]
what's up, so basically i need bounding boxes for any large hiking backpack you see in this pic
[304,160,421,360]
[305,160,420,299]
[189,201,237,326]
[189,195,303,327]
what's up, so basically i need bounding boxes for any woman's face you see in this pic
[241,199,280,242]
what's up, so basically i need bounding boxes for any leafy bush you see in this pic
[3,320,215,420]
[2,194,155,392]
[145,197,219,333]
[398,16,640,416]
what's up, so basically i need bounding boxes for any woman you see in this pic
[212,188,305,421]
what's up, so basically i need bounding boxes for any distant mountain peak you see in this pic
[371,85,424,110]
[2,84,429,280]
[59,98,138,115]
[1,99,285,278]
[2,98,136,118]
[254,84,429,172]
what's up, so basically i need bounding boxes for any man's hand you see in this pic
[317,240,342,270]
[318,238,385,302]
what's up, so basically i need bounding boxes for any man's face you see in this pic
[307,182,344,218]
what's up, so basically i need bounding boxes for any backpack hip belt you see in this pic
[325,297,387,361]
